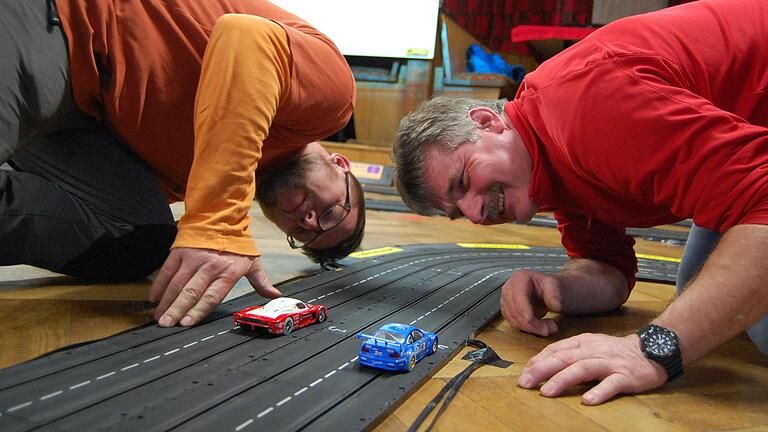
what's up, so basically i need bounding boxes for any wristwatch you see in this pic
[636,324,683,382]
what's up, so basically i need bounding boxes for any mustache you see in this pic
[484,184,503,223]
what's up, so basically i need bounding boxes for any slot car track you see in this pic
[365,197,690,245]
[0,244,679,432]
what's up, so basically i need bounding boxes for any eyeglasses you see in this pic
[287,172,351,249]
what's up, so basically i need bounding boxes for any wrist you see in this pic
[637,324,684,382]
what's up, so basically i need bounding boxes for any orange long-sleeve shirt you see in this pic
[55,0,355,256]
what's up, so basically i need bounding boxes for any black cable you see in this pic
[407,339,508,432]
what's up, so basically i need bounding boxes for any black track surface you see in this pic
[0,244,678,432]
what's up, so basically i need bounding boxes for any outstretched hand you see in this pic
[149,247,282,327]
[518,333,668,405]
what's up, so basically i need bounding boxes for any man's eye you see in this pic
[457,173,466,191]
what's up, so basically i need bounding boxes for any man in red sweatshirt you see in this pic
[0,0,364,327]
[394,0,768,403]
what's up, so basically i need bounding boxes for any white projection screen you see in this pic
[270,0,440,59]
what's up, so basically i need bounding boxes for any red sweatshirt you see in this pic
[506,0,768,287]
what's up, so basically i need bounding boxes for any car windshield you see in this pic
[373,330,404,343]
[263,299,293,312]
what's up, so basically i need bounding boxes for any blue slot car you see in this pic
[357,323,439,372]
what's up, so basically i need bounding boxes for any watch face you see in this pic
[643,327,676,357]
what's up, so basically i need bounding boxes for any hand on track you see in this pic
[149,247,281,327]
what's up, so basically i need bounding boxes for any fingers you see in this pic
[525,336,584,369]
[517,334,669,405]
[246,257,282,299]
[582,374,628,405]
[158,268,219,327]
[150,248,253,327]
[149,251,182,303]
[176,278,235,326]
[154,258,201,323]
[537,358,609,397]
[501,271,558,336]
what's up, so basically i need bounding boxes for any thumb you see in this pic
[534,275,563,313]
[246,258,282,299]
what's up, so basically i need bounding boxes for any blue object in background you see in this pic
[357,323,439,372]
[467,44,526,82]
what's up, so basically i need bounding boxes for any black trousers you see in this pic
[0,0,175,280]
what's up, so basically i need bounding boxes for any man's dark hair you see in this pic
[301,173,366,266]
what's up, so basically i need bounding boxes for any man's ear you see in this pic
[468,107,504,133]
[330,153,351,173]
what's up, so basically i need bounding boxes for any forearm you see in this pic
[554,258,630,315]
[176,15,291,254]
[654,224,768,364]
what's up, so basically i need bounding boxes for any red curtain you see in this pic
[442,0,594,55]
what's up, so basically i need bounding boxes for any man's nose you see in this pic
[457,194,484,224]
[298,210,319,230]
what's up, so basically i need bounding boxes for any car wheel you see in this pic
[430,338,438,355]
[317,310,327,323]
[407,353,416,371]
[283,317,294,335]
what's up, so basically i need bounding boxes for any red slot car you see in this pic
[233,297,328,335]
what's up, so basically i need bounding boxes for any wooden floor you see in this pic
[1,199,767,431]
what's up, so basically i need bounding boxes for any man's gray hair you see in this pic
[392,96,507,215]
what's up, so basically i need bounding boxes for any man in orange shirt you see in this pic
[0,0,364,327]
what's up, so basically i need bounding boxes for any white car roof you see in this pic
[263,297,305,312]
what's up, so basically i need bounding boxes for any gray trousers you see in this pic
[0,0,175,280]
[677,223,768,355]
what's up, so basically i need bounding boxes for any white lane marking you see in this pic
[294,252,510,304]
[218,330,230,335]
[144,355,160,363]
[276,396,291,406]
[201,335,215,341]
[7,401,32,412]
[183,341,198,348]
[165,348,180,355]
[257,407,274,418]
[69,380,91,390]
[410,267,516,325]
[294,387,308,396]
[121,363,139,371]
[309,378,323,387]
[338,362,349,370]
[235,419,254,431]
[97,371,116,380]
[40,390,63,401]
[324,370,336,378]
[351,356,358,362]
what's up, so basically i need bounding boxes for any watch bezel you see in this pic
[637,324,684,382]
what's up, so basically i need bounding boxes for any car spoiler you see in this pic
[356,333,402,348]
